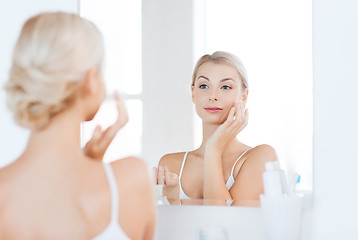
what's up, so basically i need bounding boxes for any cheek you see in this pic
[192,90,205,104]
[223,92,239,106]
[99,80,106,101]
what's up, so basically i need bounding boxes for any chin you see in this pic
[85,110,98,122]
[201,116,226,125]
[198,113,228,125]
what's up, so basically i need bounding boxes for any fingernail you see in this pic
[159,166,163,171]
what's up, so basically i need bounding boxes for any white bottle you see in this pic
[273,161,289,194]
[262,161,283,197]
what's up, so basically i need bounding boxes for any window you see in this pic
[79,0,142,162]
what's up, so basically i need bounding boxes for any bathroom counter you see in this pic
[155,204,313,240]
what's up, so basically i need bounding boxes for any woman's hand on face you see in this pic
[83,92,129,160]
[152,166,179,187]
[206,100,249,153]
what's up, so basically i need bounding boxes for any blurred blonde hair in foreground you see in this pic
[5,12,104,130]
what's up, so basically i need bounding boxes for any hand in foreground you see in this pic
[152,166,178,186]
[84,92,128,160]
[206,100,249,153]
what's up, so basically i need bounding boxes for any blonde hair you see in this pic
[5,12,104,130]
[192,51,248,90]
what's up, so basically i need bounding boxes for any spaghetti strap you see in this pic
[179,152,190,199]
[92,162,130,240]
[225,148,253,190]
[230,148,252,177]
[103,162,119,223]
[179,152,189,180]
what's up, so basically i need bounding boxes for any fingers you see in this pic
[152,167,158,184]
[92,125,102,140]
[164,167,178,186]
[95,92,128,151]
[114,91,129,129]
[83,92,128,160]
[233,100,247,125]
[244,108,249,125]
[223,107,235,127]
[86,125,102,145]
[83,125,102,158]
[114,91,121,104]
[224,100,248,137]
[153,166,178,186]
[232,104,248,135]
[158,166,165,185]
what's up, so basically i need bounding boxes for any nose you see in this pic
[209,97,218,101]
[209,89,219,101]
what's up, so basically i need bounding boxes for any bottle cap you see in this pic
[265,161,275,171]
[273,160,281,170]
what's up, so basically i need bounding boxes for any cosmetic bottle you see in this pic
[260,162,303,240]
[262,161,283,197]
[153,184,169,206]
[273,161,289,194]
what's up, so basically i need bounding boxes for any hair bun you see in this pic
[5,12,104,130]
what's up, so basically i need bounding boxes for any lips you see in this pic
[204,107,223,113]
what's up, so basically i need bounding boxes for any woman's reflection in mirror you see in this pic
[153,51,278,206]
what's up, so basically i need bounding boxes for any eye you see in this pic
[199,84,209,89]
[221,85,232,90]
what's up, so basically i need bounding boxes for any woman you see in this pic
[0,12,155,239]
[154,51,277,205]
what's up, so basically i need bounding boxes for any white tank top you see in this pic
[178,148,252,199]
[92,162,131,240]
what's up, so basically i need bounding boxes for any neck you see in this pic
[196,121,242,156]
[23,104,85,165]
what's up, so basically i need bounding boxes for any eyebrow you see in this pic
[197,75,236,82]
[198,75,210,81]
[220,78,236,82]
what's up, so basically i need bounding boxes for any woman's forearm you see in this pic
[163,185,180,200]
[203,151,232,200]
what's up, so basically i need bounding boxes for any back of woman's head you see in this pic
[5,12,104,130]
[192,51,248,90]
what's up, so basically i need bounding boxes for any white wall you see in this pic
[312,0,358,238]
[0,0,77,167]
[141,0,194,167]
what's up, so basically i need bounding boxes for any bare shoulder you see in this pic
[159,152,186,164]
[248,144,277,162]
[109,157,156,239]
[110,156,149,185]
[0,164,17,205]
[231,145,278,201]
[242,144,278,171]
[0,169,5,209]
[111,156,147,170]
[159,152,187,174]
[109,157,153,206]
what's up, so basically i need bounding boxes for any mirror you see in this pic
[80,0,312,206]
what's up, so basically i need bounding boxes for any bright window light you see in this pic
[80,0,142,95]
[80,0,142,162]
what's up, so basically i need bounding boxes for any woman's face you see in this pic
[191,62,247,125]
